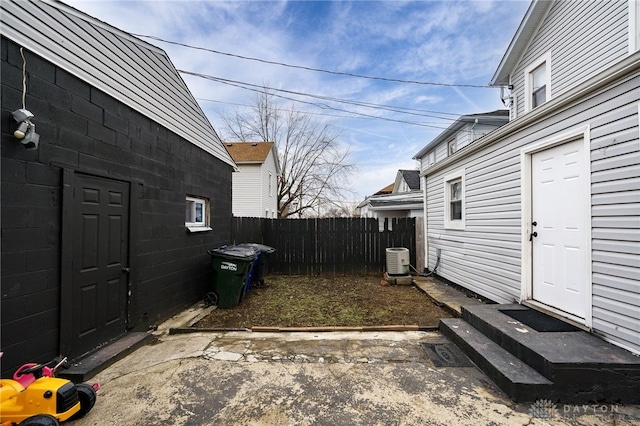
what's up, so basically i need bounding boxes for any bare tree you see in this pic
[219,88,356,218]
[319,202,361,218]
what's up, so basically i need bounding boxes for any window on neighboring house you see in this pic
[531,64,546,107]
[428,151,435,166]
[185,196,211,232]
[444,170,465,230]
[525,52,551,111]
[268,172,273,197]
[448,139,457,156]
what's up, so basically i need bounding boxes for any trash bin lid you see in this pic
[236,243,276,254]
[208,245,257,260]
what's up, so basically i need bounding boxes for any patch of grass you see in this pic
[194,274,453,329]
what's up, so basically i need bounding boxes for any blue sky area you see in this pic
[67,0,531,204]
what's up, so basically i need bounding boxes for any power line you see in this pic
[181,71,453,129]
[197,96,455,126]
[183,70,457,120]
[133,33,493,89]
[131,33,497,127]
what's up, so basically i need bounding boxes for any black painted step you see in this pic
[440,318,552,402]
[462,305,640,375]
[59,332,154,382]
[457,304,640,403]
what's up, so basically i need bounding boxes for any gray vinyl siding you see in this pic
[434,143,448,163]
[425,54,640,354]
[469,123,502,144]
[455,122,505,151]
[512,0,629,117]
[0,0,235,167]
[426,139,524,305]
[454,124,472,151]
[589,90,640,352]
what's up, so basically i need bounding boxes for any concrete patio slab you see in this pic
[67,326,640,426]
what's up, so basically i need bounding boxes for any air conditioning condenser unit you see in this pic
[386,247,410,275]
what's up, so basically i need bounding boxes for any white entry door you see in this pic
[531,138,588,319]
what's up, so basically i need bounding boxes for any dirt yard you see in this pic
[193,274,453,329]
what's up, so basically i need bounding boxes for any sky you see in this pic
[66,0,531,204]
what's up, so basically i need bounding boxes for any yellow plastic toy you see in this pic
[0,354,97,426]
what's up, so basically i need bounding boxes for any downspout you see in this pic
[470,118,478,141]
[410,174,440,277]
[422,174,428,273]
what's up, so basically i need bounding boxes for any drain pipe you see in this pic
[411,248,441,277]
[470,118,478,140]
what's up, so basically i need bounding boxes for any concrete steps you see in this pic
[440,304,640,403]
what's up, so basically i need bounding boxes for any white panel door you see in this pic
[531,138,587,319]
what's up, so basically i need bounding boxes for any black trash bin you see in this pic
[207,245,257,308]
[237,243,276,286]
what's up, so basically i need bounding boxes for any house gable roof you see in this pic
[397,170,420,191]
[374,183,394,196]
[357,190,423,210]
[393,170,420,192]
[489,0,554,86]
[413,110,509,159]
[225,142,274,163]
[358,170,422,210]
[0,0,236,168]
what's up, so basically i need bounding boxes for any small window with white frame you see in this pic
[268,172,273,197]
[531,64,546,107]
[185,196,211,232]
[444,169,465,230]
[525,52,551,111]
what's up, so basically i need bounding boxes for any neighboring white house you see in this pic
[413,110,509,172]
[419,0,640,355]
[358,170,423,228]
[226,142,280,218]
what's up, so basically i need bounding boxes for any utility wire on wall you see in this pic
[20,47,27,109]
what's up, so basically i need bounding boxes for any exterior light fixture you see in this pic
[12,108,39,150]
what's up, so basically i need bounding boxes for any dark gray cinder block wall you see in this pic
[1,37,232,376]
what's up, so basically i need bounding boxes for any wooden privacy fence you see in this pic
[231,217,416,275]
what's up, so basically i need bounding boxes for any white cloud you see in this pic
[65,0,528,200]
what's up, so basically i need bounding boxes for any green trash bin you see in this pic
[207,246,257,309]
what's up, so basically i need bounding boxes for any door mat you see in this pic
[500,308,580,332]
[420,342,474,368]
